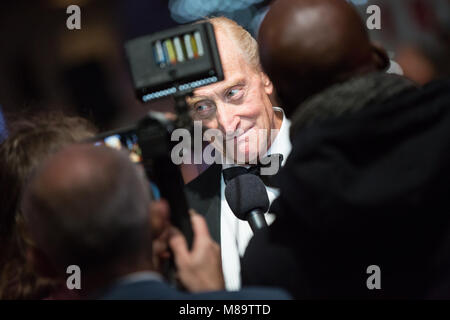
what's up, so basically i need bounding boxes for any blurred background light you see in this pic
[349,0,369,5]
[0,0,449,132]
[169,0,266,33]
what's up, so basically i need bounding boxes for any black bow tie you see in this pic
[222,153,283,186]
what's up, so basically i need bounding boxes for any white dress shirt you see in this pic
[220,107,292,291]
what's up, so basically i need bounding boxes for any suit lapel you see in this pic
[184,164,222,244]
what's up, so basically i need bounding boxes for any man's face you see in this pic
[187,28,277,163]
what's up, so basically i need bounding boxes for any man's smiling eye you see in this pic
[227,88,242,99]
[196,104,210,112]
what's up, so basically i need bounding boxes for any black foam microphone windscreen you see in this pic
[224,173,270,221]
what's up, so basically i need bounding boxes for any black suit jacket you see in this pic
[183,162,282,244]
[184,163,222,244]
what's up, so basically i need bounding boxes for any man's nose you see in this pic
[216,104,240,136]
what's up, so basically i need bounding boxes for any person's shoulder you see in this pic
[98,278,291,300]
[99,280,188,300]
[191,287,292,300]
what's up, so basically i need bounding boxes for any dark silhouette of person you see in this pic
[241,0,450,299]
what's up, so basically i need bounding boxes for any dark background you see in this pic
[0,0,448,132]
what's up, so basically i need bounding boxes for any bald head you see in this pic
[259,0,389,116]
[22,144,152,272]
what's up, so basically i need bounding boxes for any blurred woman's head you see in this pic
[0,112,96,299]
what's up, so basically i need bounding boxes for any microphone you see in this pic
[224,173,270,233]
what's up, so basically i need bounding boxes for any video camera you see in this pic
[92,22,223,248]
[125,22,223,128]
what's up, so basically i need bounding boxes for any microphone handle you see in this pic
[247,209,268,233]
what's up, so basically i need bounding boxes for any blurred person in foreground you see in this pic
[0,113,96,299]
[240,0,450,298]
[21,144,290,299]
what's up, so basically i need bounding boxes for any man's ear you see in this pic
[260,71,274,95]
[371,42,390,71]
